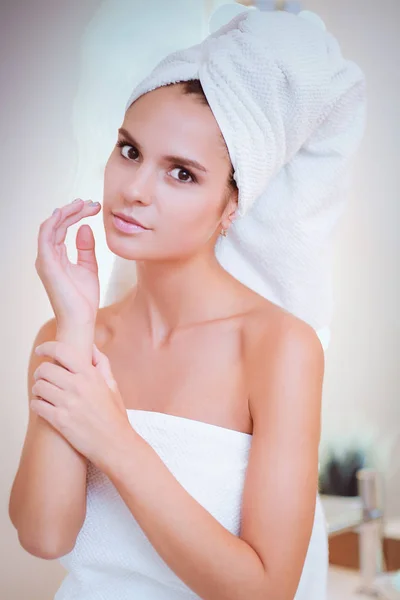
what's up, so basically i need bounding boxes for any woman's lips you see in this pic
[112,214,149,234]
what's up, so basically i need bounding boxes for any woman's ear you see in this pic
[222,194,238,231]
[228,203,238,226]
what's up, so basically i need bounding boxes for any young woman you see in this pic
[9,7,365,600]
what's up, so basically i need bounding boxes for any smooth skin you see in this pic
[9,200,102,557]
[10,83,324,599]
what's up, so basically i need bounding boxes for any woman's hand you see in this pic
[35,199,102,329]
[29,340,132,468]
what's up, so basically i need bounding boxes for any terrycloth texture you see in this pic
[120,7,367,337]
[54,410,329,599]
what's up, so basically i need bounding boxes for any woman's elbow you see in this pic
[17,530,75,560]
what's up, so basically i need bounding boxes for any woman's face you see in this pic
[103,83,237,262]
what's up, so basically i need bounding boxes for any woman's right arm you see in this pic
[9,197,102,560]
[8,317,95,559]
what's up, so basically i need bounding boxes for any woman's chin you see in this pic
[104,228,151,261]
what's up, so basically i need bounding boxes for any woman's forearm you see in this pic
[9,322,94,559]
[100,429,268,600]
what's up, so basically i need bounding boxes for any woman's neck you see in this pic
[121,253,235,348]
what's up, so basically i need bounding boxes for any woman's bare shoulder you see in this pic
[240,291,316,356]
[241,293,324,423]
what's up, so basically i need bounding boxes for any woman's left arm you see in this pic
[99,317,325,600]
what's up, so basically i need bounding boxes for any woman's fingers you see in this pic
[53,200,101,246]
[52,199,84,245]
[92,344,118,392]
[36,206,63,264]
[92,344,101,367]
[35,340,86,374]
[36,199,98,266]
[33,360,75,391]
[76,224,98,275]
[31,378,65,407]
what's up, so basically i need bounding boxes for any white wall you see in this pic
[1,1,398,598]
[305,0,400,512]
[1,3,102,598]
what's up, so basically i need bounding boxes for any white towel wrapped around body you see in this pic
[117,7,367,348]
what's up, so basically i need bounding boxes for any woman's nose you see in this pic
[122,165,154,205]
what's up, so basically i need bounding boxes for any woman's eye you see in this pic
[117,142,138,161]
[170,167,194,184]
[116,141,195,183]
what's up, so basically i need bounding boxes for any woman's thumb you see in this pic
[92,344,118,392]
[76,224,98,274]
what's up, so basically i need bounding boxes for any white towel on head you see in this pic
[119,7,367,348]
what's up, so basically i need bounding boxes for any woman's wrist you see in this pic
[56,322,96,360]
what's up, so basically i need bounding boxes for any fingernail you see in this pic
[88,201,101,207]
[52,208,60,216]
[72,198,82,204]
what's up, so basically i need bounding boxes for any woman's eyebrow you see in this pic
[118,127,208,173]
